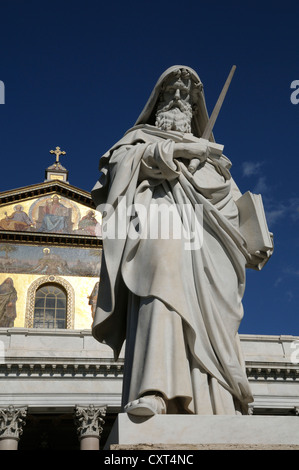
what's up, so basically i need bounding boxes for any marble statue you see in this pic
[91,66,273,417]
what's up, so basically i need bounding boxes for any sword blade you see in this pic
[202,65,236,140]
[188,65,236,174]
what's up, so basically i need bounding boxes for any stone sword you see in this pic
[188,65,236,174]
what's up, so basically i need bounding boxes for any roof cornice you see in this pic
[0,180,93,207]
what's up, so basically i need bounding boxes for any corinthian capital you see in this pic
[0,405,27,440]
[74,404,107,440]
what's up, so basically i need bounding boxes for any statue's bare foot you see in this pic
[124,394,166,416]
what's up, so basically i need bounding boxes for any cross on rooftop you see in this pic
[50,146,66,163]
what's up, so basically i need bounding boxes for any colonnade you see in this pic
[0,404,107,450]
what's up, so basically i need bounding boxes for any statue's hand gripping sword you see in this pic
[188,65,236,174]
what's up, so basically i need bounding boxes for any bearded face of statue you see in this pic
[155,69,194,133]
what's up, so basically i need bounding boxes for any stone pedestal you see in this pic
[104,413,299,450]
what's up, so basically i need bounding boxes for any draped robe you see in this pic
[0,279,17,327]
[92,124,255,415]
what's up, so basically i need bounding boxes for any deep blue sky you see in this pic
[0,0,298,336]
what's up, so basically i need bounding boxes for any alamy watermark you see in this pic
[290,80,299,104]
[290,340,299,364]
[0,81,4,104]
[96,197,204,250]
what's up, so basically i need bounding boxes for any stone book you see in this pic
[236,191,273,256]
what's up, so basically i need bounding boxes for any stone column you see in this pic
[0,405,27,450]
[74,404,107,450]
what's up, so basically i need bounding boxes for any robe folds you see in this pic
[91,124,255,414]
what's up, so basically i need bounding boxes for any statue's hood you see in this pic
[134,65,214,142]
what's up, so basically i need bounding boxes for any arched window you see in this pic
[33,284,67,329]
[25,276,75,329]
